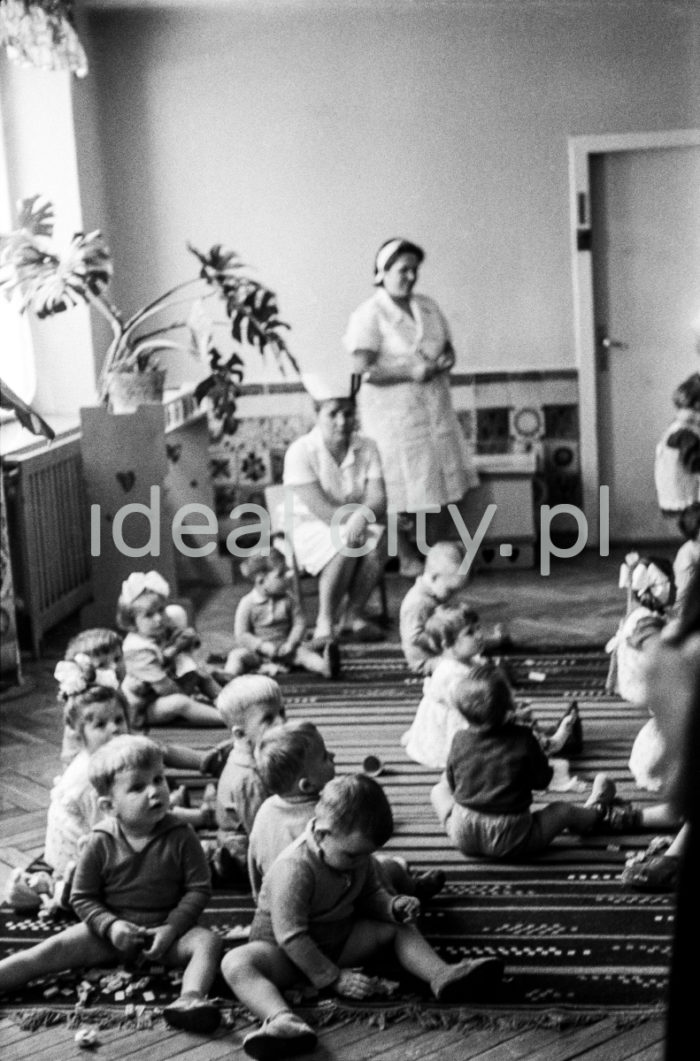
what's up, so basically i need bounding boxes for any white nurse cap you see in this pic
[301,370,360,402]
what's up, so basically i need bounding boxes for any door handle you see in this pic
[600,336,628,350]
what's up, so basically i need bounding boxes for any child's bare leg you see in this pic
[148,694,223,727]
[166,927,222,998]
[431,775,455,825]
[641,802,681,830]
[0,923,115,992]
[666,823,690,858]
[531,801,600,846]
[162,744,202,771]
[224,648,258,676]
[293,643,328,676]
[220,941,300,1020]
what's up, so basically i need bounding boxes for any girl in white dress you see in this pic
[605,555,675,791]
[401,603,485,769]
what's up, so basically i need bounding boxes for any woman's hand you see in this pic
[343,509,369,548]
[410,361,435,383]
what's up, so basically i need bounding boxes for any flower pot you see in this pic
[107,368,166,413]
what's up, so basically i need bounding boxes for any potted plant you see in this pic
[0,195,298,424]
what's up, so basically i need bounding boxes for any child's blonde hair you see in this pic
[216,675,284,731]
[424,540,466,576]
[256,721,326,795]
[88,734,162,797]
[424,602,480,654]
[316,774,392,847]
[65,628,122,662]
[450,662,514,730]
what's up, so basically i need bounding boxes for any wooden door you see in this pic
[589,145,700,542]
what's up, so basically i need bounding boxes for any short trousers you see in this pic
[445,802,546,858]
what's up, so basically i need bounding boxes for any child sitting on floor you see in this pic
[29,676,217,904]
[248,720,445,901]
[654,371,700,517]
[213,675,286,886]
[604,556,675,792]
[221,773,504,1060]
[225,548,340,680]
[399,541,469,675]
[117,570,223,729]
[401,603,484,768]
[673,502,700,612]
[431,662,639,860]
[0,735,223,1034]
[57,627,124,765]
[401,604,580,770]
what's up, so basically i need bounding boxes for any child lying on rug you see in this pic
[431,662,641,860]
[224,548,341,680]
[248,719,445,901]
[221,774,504,1060]
[400,603,581,770]
[0,735,223,1034]
[117,570,224,729]
[210,675,286,889]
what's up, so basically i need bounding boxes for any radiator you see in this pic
[3,431,92,658]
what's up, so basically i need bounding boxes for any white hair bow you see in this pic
[618,551,641,589]
[120,570,171,606]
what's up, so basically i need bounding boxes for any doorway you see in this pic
[569,130,700,546]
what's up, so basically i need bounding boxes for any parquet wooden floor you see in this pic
[0,548,670,1058]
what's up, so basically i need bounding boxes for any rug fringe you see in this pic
[11,1004,159,1032]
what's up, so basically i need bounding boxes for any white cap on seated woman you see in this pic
[301,370,362,406]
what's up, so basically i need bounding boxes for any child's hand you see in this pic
[258,640,278,659]
[276,639,296,661]
[141,924,177,961]
[108,919,149,953]
[392,894,421,923]
[334,969,376,999]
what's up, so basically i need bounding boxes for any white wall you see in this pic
[73,0,699,386]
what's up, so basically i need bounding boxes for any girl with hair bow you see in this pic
[117,570,224,730]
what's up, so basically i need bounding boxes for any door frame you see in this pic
[568,128,700,545]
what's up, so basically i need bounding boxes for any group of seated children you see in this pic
[0,674,506,1058]
[2,530,695,1057]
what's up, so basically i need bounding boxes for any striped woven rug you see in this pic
[0,649,673,1026]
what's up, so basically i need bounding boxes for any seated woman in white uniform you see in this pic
[344,237,479,576]
[282,372,388,645]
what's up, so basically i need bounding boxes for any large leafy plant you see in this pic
[0,195,298,431]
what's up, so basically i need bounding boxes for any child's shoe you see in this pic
[585,771,616,811]
[200,739,234,778]
[199,783,218,830]
[431,956,504,1002]
[621,847,679,892]
[169,784,191,809]
[163,991,221,1033]
[243,1009,317,1060]
[547,701,583,756]
[598,799,643,832]
[411,868,447,902]
[322,639,341,680]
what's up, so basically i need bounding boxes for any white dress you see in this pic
[283,425,385,576]
[605,605,665,705]
[401,656,471,769]
[44,751,99,875]
[344,288,479,513]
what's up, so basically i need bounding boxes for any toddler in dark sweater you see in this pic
[431,662,639,859]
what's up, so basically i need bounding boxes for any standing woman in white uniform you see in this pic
[343,238,479,576]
